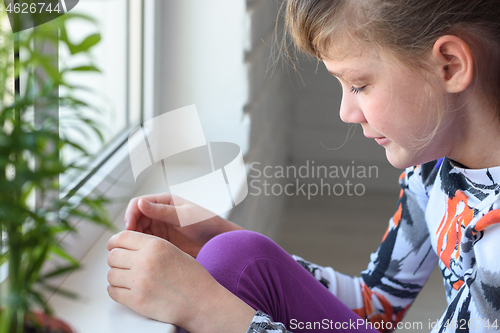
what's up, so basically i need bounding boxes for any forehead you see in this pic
[319,34,378,59]
[322,47,382,79]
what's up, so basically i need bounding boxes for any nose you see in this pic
[339,92,366,124]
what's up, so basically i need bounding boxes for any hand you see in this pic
[124,193,245,257]
[106,231,255,332]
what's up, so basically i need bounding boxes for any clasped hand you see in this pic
[106,193,253,332]
[107,230,223,329]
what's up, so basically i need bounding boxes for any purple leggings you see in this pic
[194,230,378,332]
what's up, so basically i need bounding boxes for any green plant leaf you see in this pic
[68,33,101,55]
[49,245,79,267]
[0,5,115,331]
[39,264,78,281]
[0,305,15,333]
[67,65,101,72]
[28,290,53,316]
[37,282,79,300]
[24,244,50,286]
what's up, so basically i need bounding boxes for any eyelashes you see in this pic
[350,86,367,94]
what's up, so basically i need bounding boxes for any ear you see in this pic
[431,35,474,93]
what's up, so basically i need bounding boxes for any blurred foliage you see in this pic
[0,4,113,333]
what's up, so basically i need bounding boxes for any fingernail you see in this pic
[125,220,129,229]
[141,198,152,208]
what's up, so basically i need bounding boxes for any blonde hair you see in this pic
[283,0,500,120]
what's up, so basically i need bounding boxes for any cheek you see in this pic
[381,86,434,135]
[361,92,397,132]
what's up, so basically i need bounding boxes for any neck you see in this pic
[447,95,500,169]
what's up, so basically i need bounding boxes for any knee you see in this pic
[198,230,278,263]
[196,230,284,287]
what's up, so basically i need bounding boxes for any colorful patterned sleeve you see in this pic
[246,311,292,333]
[292,163,440,331]
[432,210,500,332]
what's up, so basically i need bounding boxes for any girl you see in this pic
[106,0,500,332]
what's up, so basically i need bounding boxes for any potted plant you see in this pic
[0,4,112,333]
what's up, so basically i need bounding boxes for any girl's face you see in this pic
[323,48,461,169]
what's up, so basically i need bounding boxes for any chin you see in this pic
[386,159,412,170]
[385,149,432,170]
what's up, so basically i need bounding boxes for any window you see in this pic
[0,0,152,279]
[2,0,252,268]
[54,0,252,263]
[60,0,145,190]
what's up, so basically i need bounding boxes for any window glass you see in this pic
[59,0,137,187]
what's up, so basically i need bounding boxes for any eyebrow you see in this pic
[327,68,374,83]
[327,68,358,79]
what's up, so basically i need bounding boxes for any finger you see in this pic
[107,268,132,289]
[150,219,169,239]
[107,285,132,306]
[124,193,176,230]
[138,198,180,226]
[135,215,152,233]
[139,192,175,205]
[124,197,141,231]
[108,248,133,269]
[107,230,154,251]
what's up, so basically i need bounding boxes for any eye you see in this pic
[350,85,366,94]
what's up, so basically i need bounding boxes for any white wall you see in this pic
[153,0,250,153]
[152,0,400,236]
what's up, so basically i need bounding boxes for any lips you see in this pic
[363,129,390,145]
[374,137,390,145]
[364,133,390,145]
